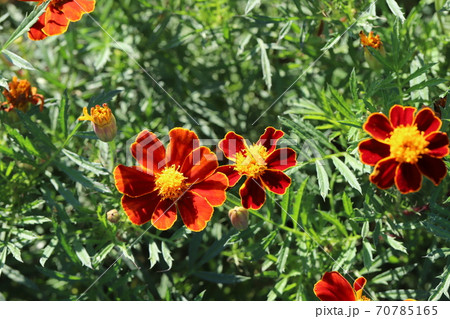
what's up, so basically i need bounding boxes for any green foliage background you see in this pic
[0,0,449,300]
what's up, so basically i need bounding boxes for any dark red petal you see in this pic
[389,105,416,128]
[218,131,247,161]
[426,132,450,158]
[180,146,218,184]
[28,13,47,41]
[189,172,228,206]
[165,128,200,167]
[369,157,398,189]
[121,193,160,225]
[177,192,214,232]
[260,170,291,195]
[353,277,367,300]
[256,127,284,153]
[131,130,166,174]
[216,165,242,187]
[60,0,95,22]
[358,138,391,166]
[151,199,178,231]
[418,155,447,186]
[363,113,394,141]
[395,163,422,194]
[114,165,155,197]
[414,107,442,136]
[313,272,356,301]
[266,148,297,170]
[239,177,266,210]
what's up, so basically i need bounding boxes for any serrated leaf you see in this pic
[93,243,115,268]
[315,160,329,200]
[161,242,173,270]
[73,240,92,269]
[267,277,288,301]
[88,90,122,108]
[292,177,308,229]
[2,49,35,70]
[20,216,52,225]
[55,162,111,194]
[62,149,109,176]
[331,156,362,193]
[40,237,58,267]
[342,192,353,217]
[318,210,348,237]
[149,242,161,269]
[244,0,261,15]
[362,241,374,270]
[406,78,447,93]
[59,90,69,137]
[276,236,291,273]
[277,21,292,44]
[385,235,407,254]
[7,243,23,263]
[361,221,369,239]
[386,0,405,23]
[257,38,272,90]
[0,247,7,277]
[429,261,450,300]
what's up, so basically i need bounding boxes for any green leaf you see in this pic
[93,243,115,268]
[1,0,50,50]
[244,0,261,15]
[361,221,369,239]
[372,265,416,285]
[2,49,35,70]
[292,177,308,229]
[59,90,70,138]
[20,216,52,225]
[257,38,272,90]
[193,271,250,284]
[40,237,58,267]
[315,160,329,200]
[161,242,173,270]
[62,149,109,176]
[88,90,122,108]
[402,63,436,85]
[406,78,447,94]
[429,261,450,300]
[267,277,288,301]
[349,68,359,108]
[362,241,374,270]
[276,235,291,273]
[385,235,407,254]
[55,162,111,194]
[149,242,161,269]
[342,192,353,217]
[0,247,8,277]
[318,210,348,237]
[7,243,23,263]
[331,156,362,193]
[73,240,92,269]
[197,231,234,267]
[277,21,292,43]
[386,0,406,23]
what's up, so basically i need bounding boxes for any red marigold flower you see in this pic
[314,271,370,301]
[358,105,449,194]
[1,76,44,113]
[217,127,297,210]
[113,128,228,232]
[19,0,95,41]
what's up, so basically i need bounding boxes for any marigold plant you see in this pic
[1,76,44,113]
[359,105,449,194]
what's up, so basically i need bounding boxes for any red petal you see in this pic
[28,14,47,41]
[353,277,367,300]
[358,138,390,166]
[218,131,247,161]
[60,0,95,22]
[266,148,297,170]
[131,130,166,174]
[414,107,442,136]
[177,192,214,231]
[180,146,218,183]
[151,199,178,231]
[216,165,242,187]
[363,113,393,141]
[256,127,284,153]
[189,172,228,206]
[395,163,422,194]
[260,169,291,195]
[121,193,160,225]
[239,177,266,210]
[165,128,200,167]
[42,6,70,36]
[426,132,449,158]
[114,165,155,197]
[369,157,398,189]
[418,155,447,186]
[313,272,356,301]
[389,105,416,128]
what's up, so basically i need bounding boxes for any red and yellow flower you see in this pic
[217,127,297,210]
[78,103,117,142]
[19,0,95,41]
[113,128,228,232]
[1,76,44,113]
[314,271,370,301]
[359,105,449,194]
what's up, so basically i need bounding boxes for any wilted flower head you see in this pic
[78,103,117,142]
[1,76,44,113]
[228,206,249,231]
[359,30,386,69]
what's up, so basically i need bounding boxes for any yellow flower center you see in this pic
[154,165,187,200]
[79,104,114,127]
[388,125,429,164]
[359,31,382,49]
[234,144,268,178]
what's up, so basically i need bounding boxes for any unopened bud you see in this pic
[79,103,117,142]
[107,209,120,223]
[228,206,249,231]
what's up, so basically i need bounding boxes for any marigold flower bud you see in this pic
[107,209,120,223]
[359,31,386,70]
[78,103,117,142]
[228,206,249,231]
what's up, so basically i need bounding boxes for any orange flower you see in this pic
[314,271,370,301]
[113,128,228,231]
[1,76,44,113]
[217,127,297,210]
[19,0,95,41]
[359,30,386,69]
[358,105,449,194]
[78,103,117,142]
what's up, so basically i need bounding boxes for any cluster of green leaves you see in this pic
[0,0,449,300]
